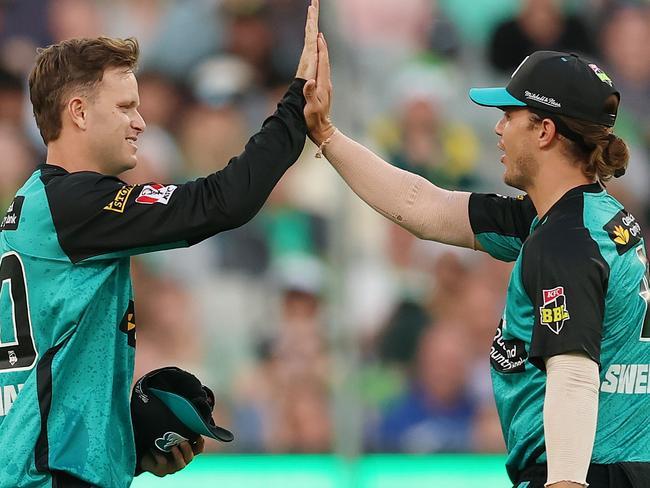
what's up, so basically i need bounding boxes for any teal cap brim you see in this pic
[469,87,526,108]
[150,388,234,442]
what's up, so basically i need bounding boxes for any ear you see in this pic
[538,118,557,149]
[67,96,88,131]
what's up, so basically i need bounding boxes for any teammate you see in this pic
[304,37,650,488]
[0,1,320,486]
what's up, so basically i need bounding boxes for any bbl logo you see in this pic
[539,286,570,334]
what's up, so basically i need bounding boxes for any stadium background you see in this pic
[1,0,649,485]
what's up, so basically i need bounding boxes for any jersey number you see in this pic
[636,247,650,341]
[0,252,37,371]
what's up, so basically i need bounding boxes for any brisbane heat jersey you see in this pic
[0,80,306,487]
[470,183,650,482]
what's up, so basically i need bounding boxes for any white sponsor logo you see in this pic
[622,213,642,238]
[0,384,25,417]
[135,184,178,205]
[490,322,528,373]
[8,351,17,366]
[524,91,561,108]
[601,364,650,394]
[0,214,16,227]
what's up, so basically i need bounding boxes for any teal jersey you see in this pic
[469,183,650,482]
[0,80,307,487]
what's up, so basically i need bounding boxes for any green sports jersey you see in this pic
[0,80,306,487]
[469,183,650,482]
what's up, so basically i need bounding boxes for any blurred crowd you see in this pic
[2,0,650,456]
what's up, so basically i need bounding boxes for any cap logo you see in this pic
[524,91,561,108]
[588,64,613,87]
[155,431,189,452]
[511,55,529,79]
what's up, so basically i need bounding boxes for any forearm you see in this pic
[202,79,307,228]
[544,352,599,488]
[323,130,475,248]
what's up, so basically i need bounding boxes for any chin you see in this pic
[503,175,528,192]
[108,158,138,176]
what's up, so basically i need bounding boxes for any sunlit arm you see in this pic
[323,130,476,249]
[544,352,599,488]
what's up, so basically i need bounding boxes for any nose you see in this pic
[494,114,506,137]
[132,110,146,133]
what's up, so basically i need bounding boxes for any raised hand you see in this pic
[304,34,336,146]
[295,0,319,81]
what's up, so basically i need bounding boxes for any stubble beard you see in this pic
[504,151,538,192]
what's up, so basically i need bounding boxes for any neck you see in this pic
[525,157,594,218]
[46,134,101,174]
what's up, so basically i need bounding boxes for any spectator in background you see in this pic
[374,322,478,453]
[599,4,650,142]
[0,123,36,210]
[0,66,25,127]
[597,4,650,228]
[231,255,332,452]
[488,0,595,74]
[221,0,288,89]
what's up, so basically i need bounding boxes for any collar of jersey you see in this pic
[533,182,604,229]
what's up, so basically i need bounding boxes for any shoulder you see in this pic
[40,165,125,190]
[523,213,609,280]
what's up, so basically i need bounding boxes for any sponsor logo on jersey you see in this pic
[0,196,24,231]
[588,63,613,87]
[539,286,570,334]
[7,351,17,366]
[155,431,189,452]
[104,185,135,213]
[604,210,642,255]
[135,184,177,205]
[0,383,24,417]
[490,319,528,373]
[601,363,650,394]
[119,300,136,347]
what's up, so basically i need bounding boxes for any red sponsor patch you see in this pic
[135,184,177,205]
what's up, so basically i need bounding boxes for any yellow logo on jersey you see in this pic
[613,225,630,245]
[540,304,570,325]
[104,185,135,213]
[127,313,136,331]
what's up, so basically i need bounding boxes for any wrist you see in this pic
[313,125,336,146]
[314,127,338,159]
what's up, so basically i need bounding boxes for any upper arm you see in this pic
[45,173,249,263]
[523,230,609,370]
[468,193,537,262]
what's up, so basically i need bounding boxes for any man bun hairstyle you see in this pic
[28,36,139,144]
[556,94,629,182]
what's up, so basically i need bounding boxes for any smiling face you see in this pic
[84,67,146,175]
[494,107,540,191]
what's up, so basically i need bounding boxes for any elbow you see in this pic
[221,199,263,230]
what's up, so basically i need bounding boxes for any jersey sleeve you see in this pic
[522,229,609,370]
[44,79,307,263]
[468,193,537,262]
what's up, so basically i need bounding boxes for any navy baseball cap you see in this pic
[469,51,619,127]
